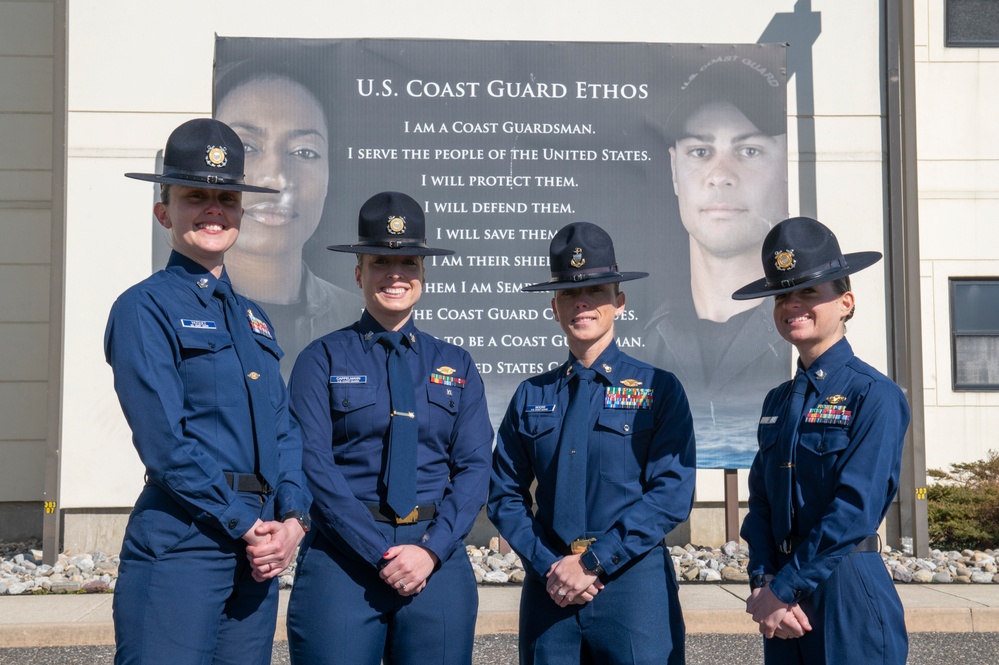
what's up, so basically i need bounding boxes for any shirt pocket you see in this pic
[252,335,285,407]
[796,426,851,485]
[596,410,647,484]
[329,383,380,452]
[425,383,462,453]
[176,328,238,407]
[518,412,560,473]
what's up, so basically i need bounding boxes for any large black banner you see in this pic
[212,38,790,468]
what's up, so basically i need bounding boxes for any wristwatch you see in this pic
[580,548,604,577]
[281,510,312,533]
[750,573,770,591]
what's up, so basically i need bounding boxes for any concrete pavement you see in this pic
[1,583,997,648]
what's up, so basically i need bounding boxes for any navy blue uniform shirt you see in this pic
[104,251,311,539]
[741,337,910,604]
[489,341,696,580]
[288,310,493,565]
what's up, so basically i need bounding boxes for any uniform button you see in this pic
[208,341,216,349]
[228,519,238,530]
[342,399,350,407]
[623,424,630,433]
[449,400,455,408]
[532,427,538,435]
[817,443,825,452]
[612,555,620,564]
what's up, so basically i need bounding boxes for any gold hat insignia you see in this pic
[774,249,796,272]
[570,247,586,268]
[387,216,406,235]
[826,394,847,405]
[206,145,228,168]
[620,379,643,387]
[437,366,456,375]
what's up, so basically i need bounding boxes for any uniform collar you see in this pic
[358,310,421,354]
[559,340,622,391]
[800,337,853,388]
[165,250,224,307]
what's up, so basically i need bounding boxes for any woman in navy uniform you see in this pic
[105,118,312,664]
[733,217,910,664]
[286,191,493,665]
[488,222,696,665]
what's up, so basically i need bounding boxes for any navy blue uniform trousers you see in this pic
[112,485,279,665]
[519,545,683,665]
[763,550,906,664]
[287,521,478,665]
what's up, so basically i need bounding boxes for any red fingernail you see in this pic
[383,551,391,558]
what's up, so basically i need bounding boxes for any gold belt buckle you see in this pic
[395,507,420,525]
[570,538,595,555]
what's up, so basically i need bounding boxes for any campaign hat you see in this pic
[665,49,787,140]
[327,191,455,256]
[521,221,648,292]
[732,216,882,300]
[125,118,278,193]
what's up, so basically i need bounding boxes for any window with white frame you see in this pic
[950,279,999,390]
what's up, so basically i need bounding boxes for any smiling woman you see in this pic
[214,47,362,378]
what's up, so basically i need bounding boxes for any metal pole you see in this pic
[883,0,930,556]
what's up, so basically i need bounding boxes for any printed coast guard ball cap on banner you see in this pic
[521,221,648,292]
[664,50,787,140]
[125,118,279,194]
[732,216,882,300]
[327,191,456,257]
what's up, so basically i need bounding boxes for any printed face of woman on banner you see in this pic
[216,75,330,283]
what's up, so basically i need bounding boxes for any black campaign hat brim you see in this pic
[326,243,455,257]
[124,172,279,194]
[520,271,648,292]
[732,251,882,300]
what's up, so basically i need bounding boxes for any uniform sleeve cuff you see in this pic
[218,501,262,540]
[768,568,810,606]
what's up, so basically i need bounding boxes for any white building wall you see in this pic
[914,0,999,474]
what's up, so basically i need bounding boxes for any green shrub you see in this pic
[927,450,999,551]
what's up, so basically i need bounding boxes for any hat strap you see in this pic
[355,239,429,250]
[765,256,849,290]
[549,265,622,284]
[161,171,245,186]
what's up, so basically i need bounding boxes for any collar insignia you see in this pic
[364,331,374,341]
[197,277,209,289]
[387,216,406,235]
[815,369,826,380]
[602,363,612,373]
[566,365,573,377]
[774,249,796,272]
[570,247,586,268]
[247,372,260,380]
[206,145,228,168]
[620,379,643,387]
[826,394,847,405]
[410,333,417,344]
[436,366,456,376]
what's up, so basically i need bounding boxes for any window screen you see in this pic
[950,279,999,390]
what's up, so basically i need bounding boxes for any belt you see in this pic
[782,533,880,555]
[367,504,437,525]
[223,472,271,495]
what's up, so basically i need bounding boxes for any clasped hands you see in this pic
[745,579,812,640]
[545,554,604,608]
[243,518,306,583]
[379,544,440,597]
